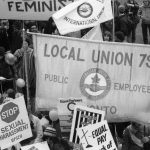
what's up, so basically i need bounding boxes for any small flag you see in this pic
[82,25,103,41]
[52,0,113,35]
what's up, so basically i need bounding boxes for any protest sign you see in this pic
[77,120,117,150]
[0,0,74,20]
[33,33,150,124]
[58,97,86,132]
[69,105,105,144]
[0,96,32,149]
[52,0,113,34]
[21,141,49,150]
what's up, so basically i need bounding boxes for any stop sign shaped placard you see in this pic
[0,102,19,123]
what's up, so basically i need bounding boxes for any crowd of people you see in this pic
[0,0,150,149]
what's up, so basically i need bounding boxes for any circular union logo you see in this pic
[77,2,93,18]
[80,68,111,100]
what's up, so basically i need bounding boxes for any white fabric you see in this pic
[53,0,113,34]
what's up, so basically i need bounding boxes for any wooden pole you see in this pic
[22,21,30,109]
[112,0,115,42]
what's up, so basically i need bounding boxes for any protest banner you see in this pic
[21,141,49,150]
[77,120,117,150]
[33,33,150,124]
[52,0,113,34]
[0,96,32,149]
[69,105,105,144]
[57,97,86,132]
[82,25,103,41]
[0,0,74,20]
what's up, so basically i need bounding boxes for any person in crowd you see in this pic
[0,47,14,93]
[101,20,113,38]
[103,30,112,41]
[115,4,132,42]
[44,17,60,35]
[43,125,57,149]
[122,122,150,150]
[115,31,126,42]
[21,104,43,146]
[125,0,140,43]
[139,0,150,44]
[14,39,36,107]
[0,20,10,51]
[43,126,70,150]
[7,20,23,53]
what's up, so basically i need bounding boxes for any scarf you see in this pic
[128,125,144,148]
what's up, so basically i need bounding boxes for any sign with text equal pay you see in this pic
[33,33,150,124]
[0,96,32,149]
[77,120,117,150]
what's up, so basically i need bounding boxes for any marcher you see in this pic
[14,40,36,106]
[21,105,43,146]
[140,0,150,44]
[125,0,140,43]
[122,122,145,150]
[0,47,14,93]
[103,30,112,41]
[115,5,132,42]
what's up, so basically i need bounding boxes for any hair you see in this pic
[6,89,15,99]
[44,17,57,34]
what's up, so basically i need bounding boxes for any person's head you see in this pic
[131,122,143,131]
[6,89,15,99]
[30,25,38,33]
[143,0,150,6]
[118,5,125,14]
[115,31,125,42]
[0,20,9,29]
[128,0,135,4]
[0,47,5,59]
[103,31,112,41]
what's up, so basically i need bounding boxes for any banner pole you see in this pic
[112,0,115,42]
[22,21,30,109]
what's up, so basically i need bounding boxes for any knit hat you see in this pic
[0,47,5,56]
[118,5,125,14]
[44,126,57,137]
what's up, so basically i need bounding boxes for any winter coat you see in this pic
[140,5,150,24]
[115,14,132,36]
[122,125,144,150]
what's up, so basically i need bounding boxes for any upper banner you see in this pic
[52,0,113,34]
[33,33,150,124]
[0,0,74,20]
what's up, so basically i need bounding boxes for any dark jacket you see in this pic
[122,126,144,150]
[0,58,14,92]
[115,14,132,36]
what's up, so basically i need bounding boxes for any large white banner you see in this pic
[52,0,113,34]
[0,0,74,20]
[33,33,150,124]
[0,96,32,149]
